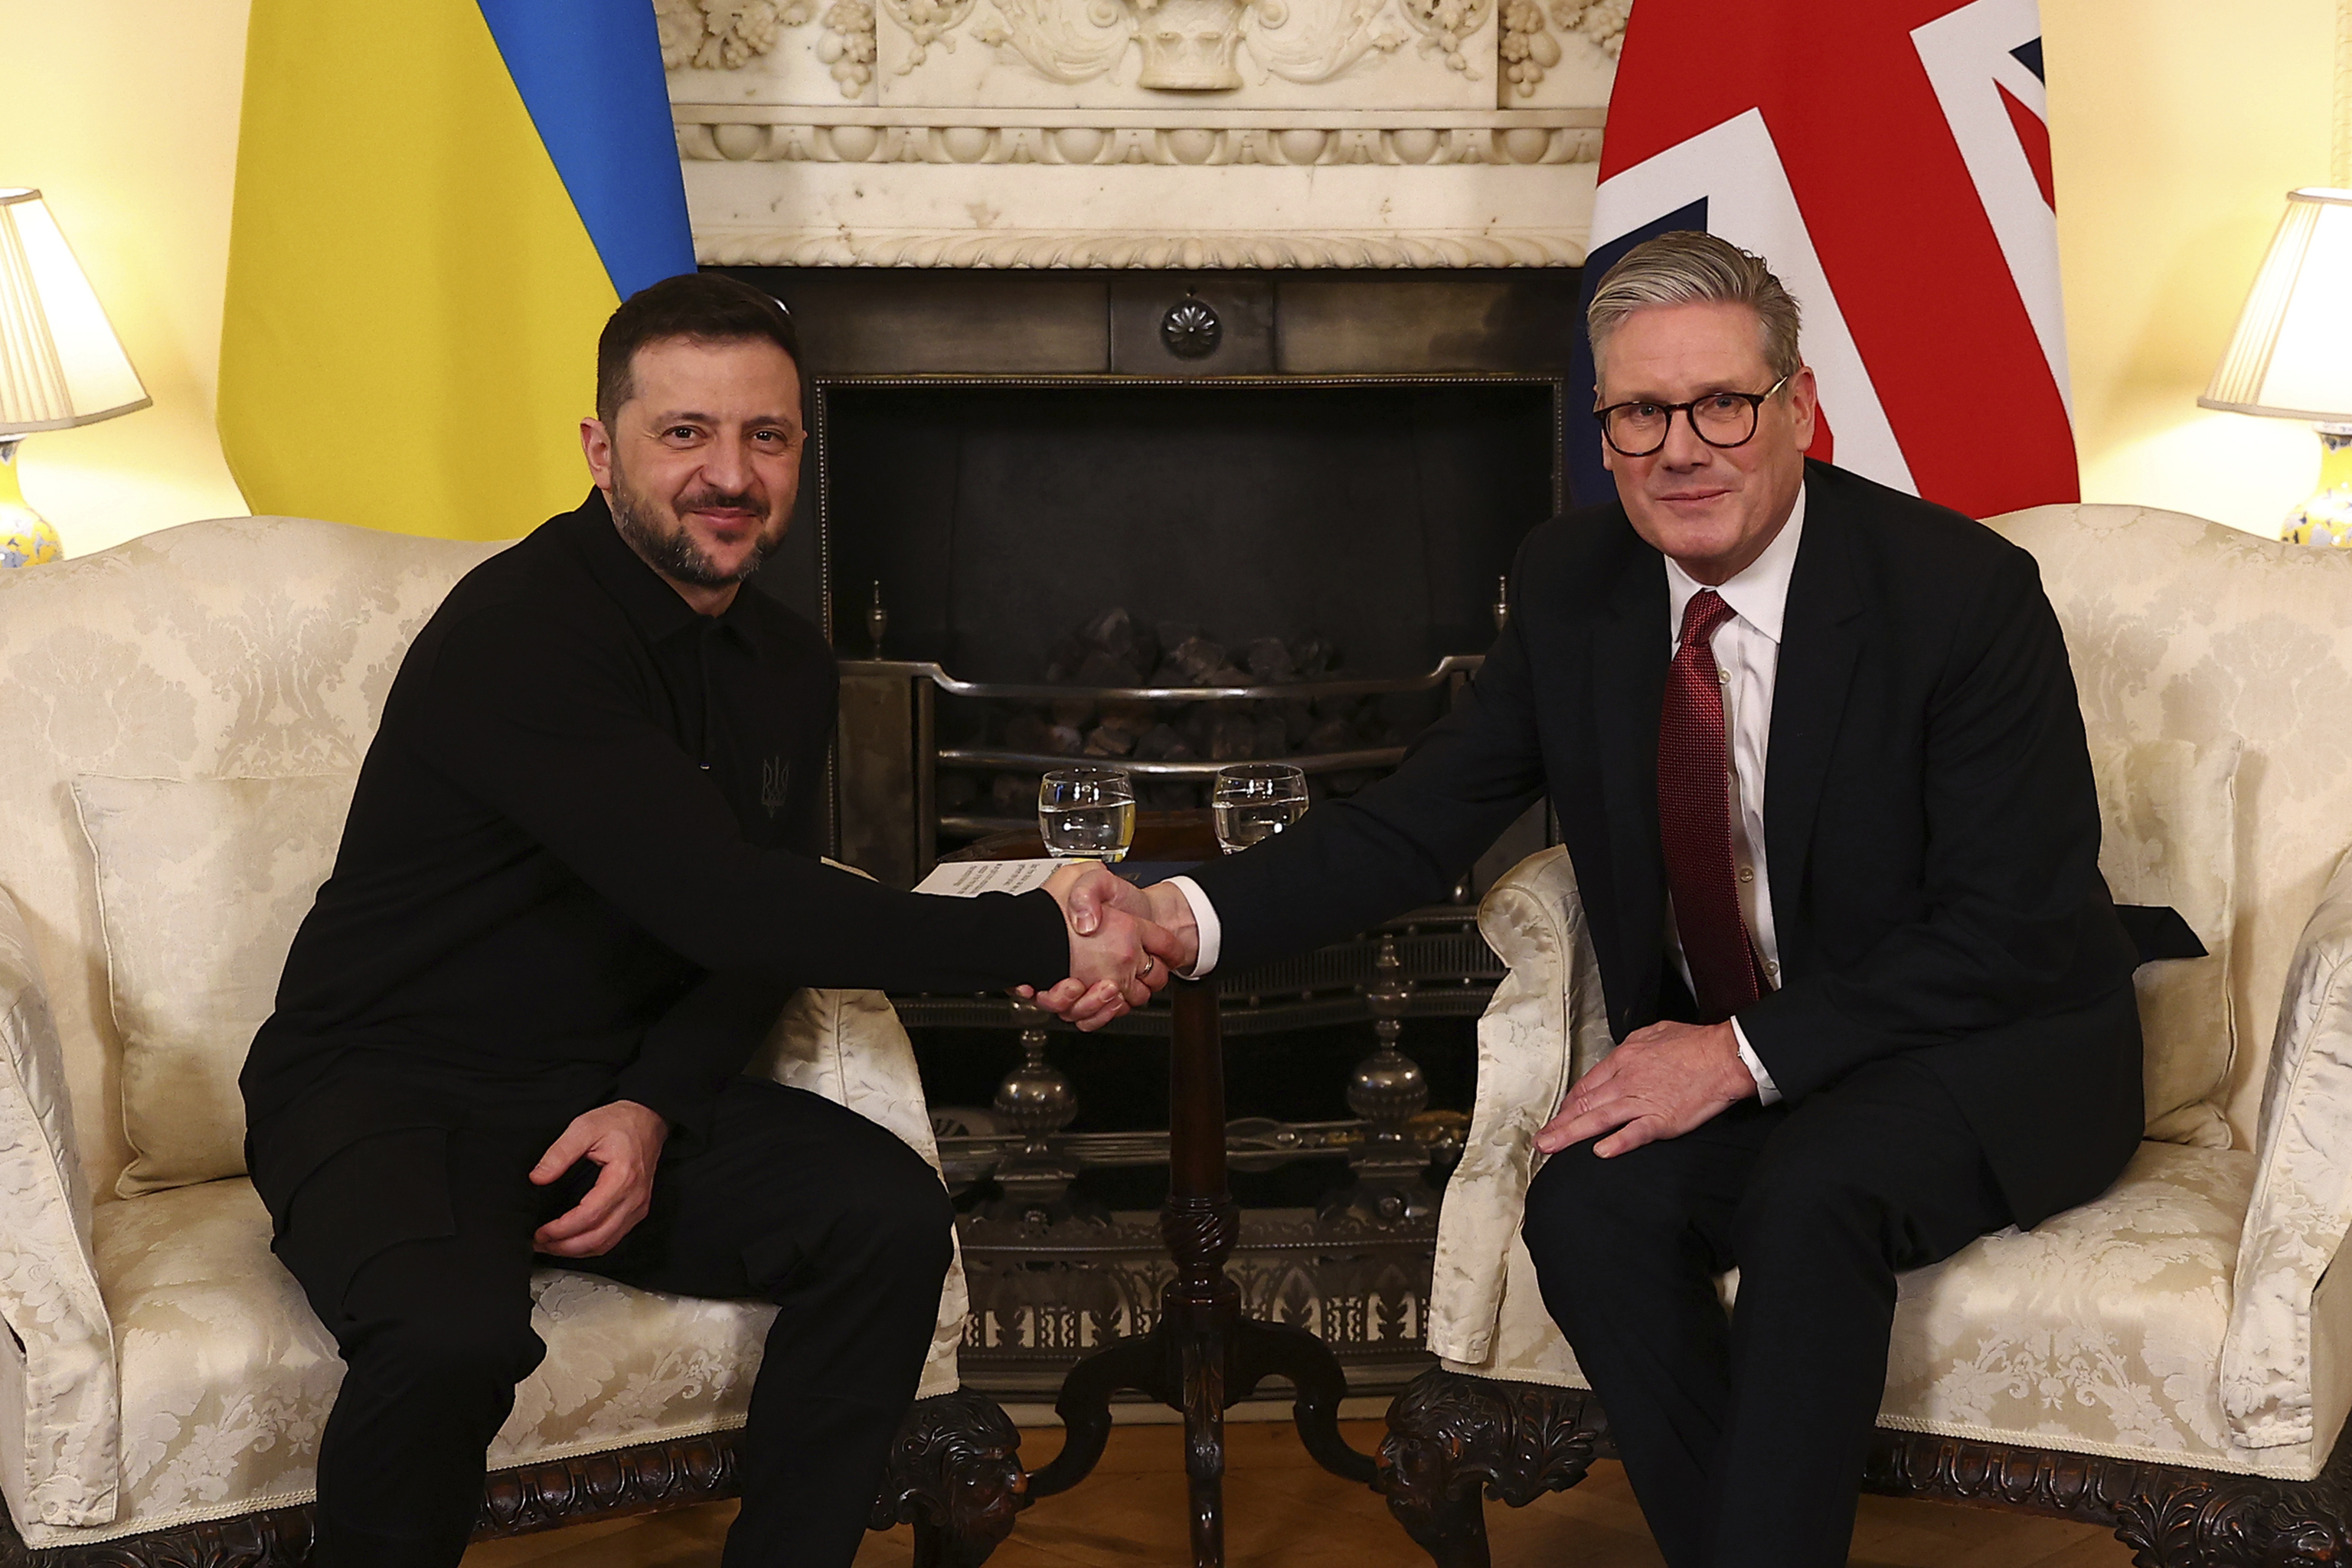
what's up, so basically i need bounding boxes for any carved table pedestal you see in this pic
[961,815,1379,1567]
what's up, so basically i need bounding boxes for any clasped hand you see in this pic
[1531,1019,1756,1158]
[1020,864,1200,1031]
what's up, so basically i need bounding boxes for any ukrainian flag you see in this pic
[218,2,695,541]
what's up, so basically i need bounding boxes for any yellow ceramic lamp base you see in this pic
[2283,426,2352,547]
[0,439,63,568]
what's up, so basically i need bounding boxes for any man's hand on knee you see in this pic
[1532,1020,1756,1158]
[531,1099,668,1257]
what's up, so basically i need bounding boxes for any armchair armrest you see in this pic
[0,884,119,1527]
[750,861,953,1160]
[1425,847,1614,1365]
[2223,844,2352,1450]
[742,861,966,1400]
[748,985,946,1174]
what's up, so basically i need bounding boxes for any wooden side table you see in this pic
[950,812,1376,1566]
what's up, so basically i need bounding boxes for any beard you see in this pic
[608,462,781,589]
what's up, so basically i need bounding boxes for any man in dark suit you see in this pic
[1053,231,2143,1566]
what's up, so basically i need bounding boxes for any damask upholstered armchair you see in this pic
[0,518,1023,1566]
[1377,504,2352,1566]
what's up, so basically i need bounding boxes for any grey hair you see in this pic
[1587,230,1803,391]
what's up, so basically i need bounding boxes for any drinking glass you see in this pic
[1038,766,1136,861]
[1213,763,1308,854]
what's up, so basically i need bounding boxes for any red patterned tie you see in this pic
[1658,589,1766,1023]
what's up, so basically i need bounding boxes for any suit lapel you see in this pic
[1589,525,1670,1028]
[1763,472,1864,964]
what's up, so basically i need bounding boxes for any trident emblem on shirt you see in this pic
[760,757,789,818]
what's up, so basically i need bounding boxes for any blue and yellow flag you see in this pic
[218,2,695,540]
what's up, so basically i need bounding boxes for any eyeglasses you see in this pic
[1593,375,1792,458]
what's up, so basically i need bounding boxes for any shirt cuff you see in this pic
[1164,876,1221,978]
[1732,1018,1781,1106]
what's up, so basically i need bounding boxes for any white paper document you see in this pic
[914,858,1063,898]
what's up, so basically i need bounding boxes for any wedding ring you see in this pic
[1138,956,1155,979]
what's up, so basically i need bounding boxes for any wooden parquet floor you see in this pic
[463,1420,2139,1567]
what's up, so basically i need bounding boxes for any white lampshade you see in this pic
[0,188,149,437]
[2201,188,2352,424]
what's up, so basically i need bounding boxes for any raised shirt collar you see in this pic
[562,488,758,653]
[1663,481,1807,646]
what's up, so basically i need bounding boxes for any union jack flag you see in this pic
[1566,0,2076,521]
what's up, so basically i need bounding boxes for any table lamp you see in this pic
[0,188,149,567]
[2200,188,2352,545]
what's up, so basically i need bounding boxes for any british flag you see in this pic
[1566,0,2077,521]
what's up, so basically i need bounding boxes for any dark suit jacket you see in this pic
[1187,459,2144,1227]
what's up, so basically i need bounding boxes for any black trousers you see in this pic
[1520,1054,2012,1568]
[272,1076,955,1568]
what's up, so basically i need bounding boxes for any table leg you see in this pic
[1179,1302,1229,1566]
[1165,978,1240,1564]
[1027,978,1375,1561]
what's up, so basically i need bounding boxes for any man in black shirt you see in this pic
[242,275,1177,1568]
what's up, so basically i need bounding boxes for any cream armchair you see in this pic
[1377,505,2352,1566]
[0,518,1022,1566]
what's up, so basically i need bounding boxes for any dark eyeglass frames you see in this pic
[1593,374,1792,458]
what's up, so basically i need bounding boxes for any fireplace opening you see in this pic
[819,375,1563,872]
[822,380,1560,679]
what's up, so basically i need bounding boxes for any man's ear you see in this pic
[580,416,616,488]
[1785,366,1820,452]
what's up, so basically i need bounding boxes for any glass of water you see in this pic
[1038,766,1137,861]
[1213,763,1308,854]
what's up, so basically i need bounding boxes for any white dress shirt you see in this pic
[1664,488,1803,1103]
[1168,487,1808,1105]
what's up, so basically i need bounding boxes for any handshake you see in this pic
[1021,863,1201,1030]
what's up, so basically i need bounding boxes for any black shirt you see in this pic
[241,491,1064,1167]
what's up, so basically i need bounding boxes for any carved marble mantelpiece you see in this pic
[661,0,1625,266]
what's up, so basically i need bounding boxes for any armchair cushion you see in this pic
[30,1176,776,1551]
[71,773,358,1197]
[1883,1141,2258,1470]
[2089,736,2240,1148]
